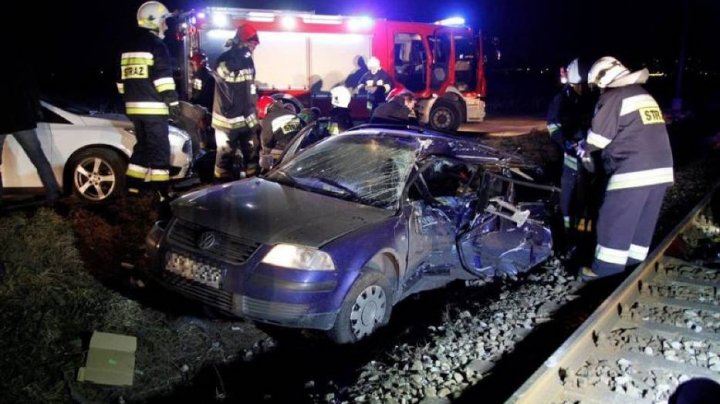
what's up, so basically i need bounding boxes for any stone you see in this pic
[466,359,494,374]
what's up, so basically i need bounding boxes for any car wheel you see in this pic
[429,100,462,132]
[328,270,392,344]
[68,148,126,204]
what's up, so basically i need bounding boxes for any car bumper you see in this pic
[145,218,346,330]
[151,268,340,330]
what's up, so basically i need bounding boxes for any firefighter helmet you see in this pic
[330,86,351,108]
[137,1,171,31]
[257,96,275,120]
[235,23,260,44]
[587,56,631,88]
[189,51,207,67]
[367,56,381,72]
[566,58,589,85]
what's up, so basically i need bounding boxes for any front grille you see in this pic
[240,296,309,320]
[159,271,235,314]
[168,220,261,264]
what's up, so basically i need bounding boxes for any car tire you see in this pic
[327,270,392,344]
[429,99,462,132]
[67,148,127,204]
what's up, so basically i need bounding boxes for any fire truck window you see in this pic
[393,33,426,92]
[454,35,478,92]
[429,34,451,90]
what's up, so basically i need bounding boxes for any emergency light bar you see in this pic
[435,16,465,26]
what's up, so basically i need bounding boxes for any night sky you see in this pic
[14,0,720,108]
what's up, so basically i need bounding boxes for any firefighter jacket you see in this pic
[211,45,258,133]
[190,66,215,111]
[116,27,178,116]
[370,98,418,125]
[359,69,393,104]
[260,105,303,152]
[546,85,597,171]
[587,84,674,191]
[328,107,353,135]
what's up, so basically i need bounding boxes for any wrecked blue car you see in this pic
[145,126,554,343]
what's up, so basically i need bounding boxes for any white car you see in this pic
[1,101,194,204]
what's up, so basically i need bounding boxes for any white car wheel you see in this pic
[69,148,126,203]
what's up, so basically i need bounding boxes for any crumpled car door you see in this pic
[456,176,553,278]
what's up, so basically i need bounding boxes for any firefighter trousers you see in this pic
[214,128,257,181]
[592,184,669,277]
[126,116,170,193]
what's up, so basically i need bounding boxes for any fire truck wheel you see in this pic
[430,100,461,132]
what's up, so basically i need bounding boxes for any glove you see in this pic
[581,156,596,173]
[169,103,181,122]
[575,139,588,158]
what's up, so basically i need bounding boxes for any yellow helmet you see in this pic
[137,1,171,31]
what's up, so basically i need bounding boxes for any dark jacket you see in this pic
[546,86,596,154]
[190,66,216,111]
[2,59,40,134]
[359,69,393,105]
[328,107,354,135]
[211,45,258,133]
[116,27,178,117]
[370,98,417,125]
[587,84,674,191]
[260,104,303,152]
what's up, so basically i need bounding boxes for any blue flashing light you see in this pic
[436,16,465,26]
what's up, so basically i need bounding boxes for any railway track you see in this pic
[509,185,720,403]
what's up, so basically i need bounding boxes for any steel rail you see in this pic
[508,182,720,403]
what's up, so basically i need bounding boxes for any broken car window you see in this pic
[269,135,417,209]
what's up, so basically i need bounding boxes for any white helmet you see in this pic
[587,56,631,88]
[566,58,586,85]
[330,86,351,108]
[137,1,171,31]
[367,56,381,72]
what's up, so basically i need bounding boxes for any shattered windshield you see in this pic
[268,135,417,209]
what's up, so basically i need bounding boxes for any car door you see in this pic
[456,170,553,278]
[403,157,471,292]
[1,119,55,189]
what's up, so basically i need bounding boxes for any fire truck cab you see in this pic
[181,8,487,132]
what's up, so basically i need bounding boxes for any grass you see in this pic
[0,205,261,403]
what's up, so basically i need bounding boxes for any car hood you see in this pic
[171,178,394,247]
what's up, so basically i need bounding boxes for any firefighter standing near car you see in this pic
[257,96,304,171]
[211,24,260,181]
[357,57,393,114]
[117,1,178,200]
[189,51,215,112]
[546,58,598,260]
[328,86,354,135]
[578,56,674,281]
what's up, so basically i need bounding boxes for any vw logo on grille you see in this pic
[197,232,217,250]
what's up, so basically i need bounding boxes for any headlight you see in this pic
[261,244,335,271]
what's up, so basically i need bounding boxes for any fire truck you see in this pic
[180,8,487,131]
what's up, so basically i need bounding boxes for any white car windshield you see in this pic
[269,135,417,209]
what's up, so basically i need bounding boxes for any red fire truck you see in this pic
[181,8,487,131]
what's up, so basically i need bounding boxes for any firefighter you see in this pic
[328,86,354,135]
[117,1,178,197]
[579,56,674,281]
[258,97,304,171]
[211,23,260,181]
[370,91,418,125]
[546,58,598,260]
[189,51,215,112]
[357,56,393,113]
